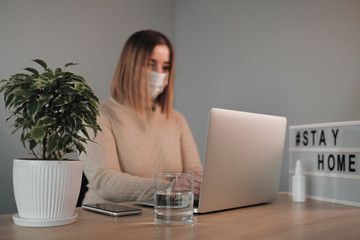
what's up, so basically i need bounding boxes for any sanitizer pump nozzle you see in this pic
[292,160,306,202]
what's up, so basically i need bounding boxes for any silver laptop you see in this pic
[136,108,287,213]
[194,108,286,213]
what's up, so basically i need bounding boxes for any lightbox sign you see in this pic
[289,121,360,206]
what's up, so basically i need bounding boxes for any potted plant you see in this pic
[0,59,101,227]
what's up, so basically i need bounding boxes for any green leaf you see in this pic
[11,95,28,108]
[52,149,63,160]
[0,80,9,93]
[87,103,99,116]
[91,123,101,137]
[71,75,85,83]
[66,116,76,129]
[32,78,49,88]
[11,118,24,134]
[47,131,59,154]
[39,94,52,101]
[33,59,47,69]
[24,67,39,75]
[27,99,40,122]
[80,128,90,139]
[64,148,75,154]
[4,93,15,108]
[30,126,46,143]
[54,68,62,75]
[65,62,78,68]
[52,96,68,107]
[11,125,22,135]
[21,133,26,148]
[58,85,78,94]
[38,95,51,109]
[29,140,37,150]
[37,116,56,127]
[74,141,85,155]
[60,134,72,148]
[75,82,84,92]
[83,88,98,102]
[41,72,54,79]
[12,88,35,99]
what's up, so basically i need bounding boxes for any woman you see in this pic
[80,30,203,204]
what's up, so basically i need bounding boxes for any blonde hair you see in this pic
[111,30,175,119]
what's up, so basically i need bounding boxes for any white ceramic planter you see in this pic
[12,159,83,227]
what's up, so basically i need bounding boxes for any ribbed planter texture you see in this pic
[12,159,82,227]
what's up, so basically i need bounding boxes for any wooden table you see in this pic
[1,194,360,240]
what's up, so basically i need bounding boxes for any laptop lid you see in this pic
[194,108,287,213]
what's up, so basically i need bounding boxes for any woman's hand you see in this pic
[172,171,203,196]
[189,171,202,196]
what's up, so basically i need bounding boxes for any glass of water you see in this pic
[154,173,194,225]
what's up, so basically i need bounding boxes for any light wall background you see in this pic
[1,0,360,214]
[173,0,360,197]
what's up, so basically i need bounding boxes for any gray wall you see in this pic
[173,0,360,193]
[0,0,174,214]
[1,0,360,214]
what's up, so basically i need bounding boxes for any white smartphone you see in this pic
[82,203,142,217]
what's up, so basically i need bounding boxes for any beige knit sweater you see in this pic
[79,98,202,204]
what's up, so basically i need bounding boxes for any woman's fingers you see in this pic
[172,171,203,195]
[187,171,202,195]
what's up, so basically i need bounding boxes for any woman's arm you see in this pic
[79,116,154,203]
[179,115,203,195]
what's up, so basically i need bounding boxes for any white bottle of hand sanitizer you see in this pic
[292,160,306,202]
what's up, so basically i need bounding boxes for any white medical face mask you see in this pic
[149,71,168,99]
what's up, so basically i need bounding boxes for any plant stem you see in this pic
[42,133,47,160]
[31,149,39,159]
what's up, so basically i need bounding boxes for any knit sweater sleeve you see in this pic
[79,107,154,203]
[179,114,203,173]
